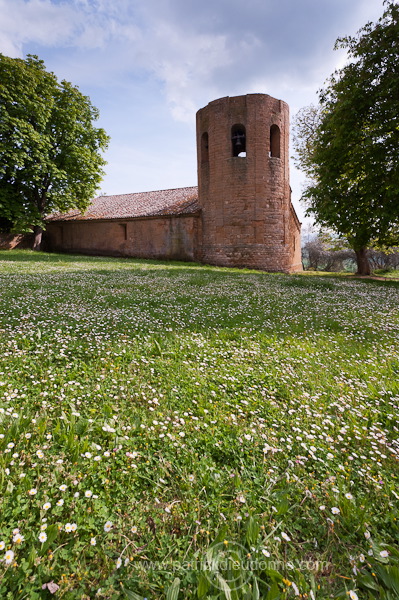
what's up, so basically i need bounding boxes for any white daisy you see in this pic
[104,521,113,533]
[12,533,24,544]
[4,550,14,565]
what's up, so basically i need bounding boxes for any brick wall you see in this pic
[45,215,201,262]
[0,234,34,250]
[196,94,302,272]
[44,93,301,273]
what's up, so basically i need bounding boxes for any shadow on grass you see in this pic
[0,249,283,277]
[1,250,398,287]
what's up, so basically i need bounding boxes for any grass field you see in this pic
[0,251,398,600]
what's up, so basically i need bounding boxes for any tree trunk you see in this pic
[32,226,43,251]
[355,247,371,275]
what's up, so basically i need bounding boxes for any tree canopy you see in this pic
[0,54,109,248]
[293,1,399,274]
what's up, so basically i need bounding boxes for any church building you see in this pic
[46,93,302,272]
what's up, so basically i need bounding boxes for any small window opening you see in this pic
[201,132,209,163]
[231,124,246,157]
[120,223,127,240]
[270,124,280,158]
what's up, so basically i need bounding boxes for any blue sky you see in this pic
[0,0,386,222]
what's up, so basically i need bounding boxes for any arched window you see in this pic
[231,124,246,157]
[201,132,209,163]
[270,124,280,158]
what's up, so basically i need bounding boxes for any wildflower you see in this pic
[345,493,353,500]
[90,537,97,546]
[13,532,24,544]
[348,592,359,600]
[71,523,77,532]
[4,549,14,565]
[291,581,300,596]
[43,502,51,511]
[36,450,44,458]
[262,549,270,557]
[331,507,340,515]
[364,531,371,539]
[380,550,389,558]
[131,526,138,534]
[104,521,113,533]
[38,532,47,543]
[65,523,73,532]
[116,557,122,569]
[0,541,4,550]
[281,532,291,542]
[59,485,67,492]
[85,490,93,498]
[40,524,47,531]
[319,505,326,511]
[188,474,195,482]
[28,488,37,496]
[359,554,365,562]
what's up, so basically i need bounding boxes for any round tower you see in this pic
[196,93,301,272]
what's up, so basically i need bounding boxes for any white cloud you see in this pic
[0,0,388,201]
[0,0,81,55]
[0,0,387,119]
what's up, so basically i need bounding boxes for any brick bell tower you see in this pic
[196,93,302,272]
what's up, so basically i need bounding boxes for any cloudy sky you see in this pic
[0,0,386,221]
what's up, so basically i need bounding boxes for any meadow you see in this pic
[0,251,398,600]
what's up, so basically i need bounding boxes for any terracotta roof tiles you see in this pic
[47,186,200,222]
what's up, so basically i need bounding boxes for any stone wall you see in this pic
[45,215,201,262]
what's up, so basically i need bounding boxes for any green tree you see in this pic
[293,1,399,275]
[0,54,109,249]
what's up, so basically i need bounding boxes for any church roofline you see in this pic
[46,186,199,222]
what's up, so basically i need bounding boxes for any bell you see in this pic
[233,133,243,147]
